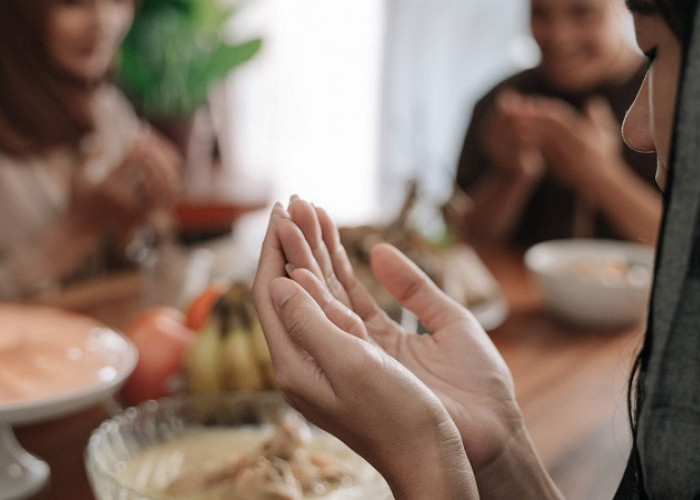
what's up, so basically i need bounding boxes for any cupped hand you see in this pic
[278,198,525,478]
[526,96,625,194]
[123,125,182,210]
[482,89,545,181]
[251,204,478,500]
[71,124,181,231]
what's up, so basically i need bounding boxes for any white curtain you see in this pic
[211,0,534,229]
[379,0,535,224]
[213,0,385,226]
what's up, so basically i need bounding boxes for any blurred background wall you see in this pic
[209,0,534,226]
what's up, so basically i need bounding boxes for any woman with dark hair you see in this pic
[0,0,181,298]
[252,0,700,497]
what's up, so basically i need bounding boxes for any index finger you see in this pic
[252,203,304,366]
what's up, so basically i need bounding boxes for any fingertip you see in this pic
[271,201,289,220]
[370,242,401,259]
[288,194,301,211]
[270,277,299,311]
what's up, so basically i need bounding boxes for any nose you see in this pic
[622,73,656,154]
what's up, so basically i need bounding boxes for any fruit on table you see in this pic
[120,307,196,406]
[184,282,276,394]
[184,284,225,331]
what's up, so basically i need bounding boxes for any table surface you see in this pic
[14,242,643,500]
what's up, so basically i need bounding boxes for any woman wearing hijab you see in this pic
[252,0,700,497]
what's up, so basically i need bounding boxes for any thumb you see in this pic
[370,244,469,333]
[270,277,357,367]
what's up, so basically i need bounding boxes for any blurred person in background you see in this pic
[444,0,662,246]
[0,0,181,299]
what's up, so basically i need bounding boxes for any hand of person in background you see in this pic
[71,124,182,234]
[519,95,661,243]
[256,197,562,499]
[526,96,626,200]
[482,89,546,183]
[124,124,182,212]
[459,88,550,242]
[252,203,479,500]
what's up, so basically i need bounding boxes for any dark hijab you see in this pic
[616,0,700,496]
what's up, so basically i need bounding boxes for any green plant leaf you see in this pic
[202,39,262,83]
[116,0,262,117]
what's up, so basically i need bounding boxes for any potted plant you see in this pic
[117,0,262,150]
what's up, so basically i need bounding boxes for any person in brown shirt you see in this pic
[446,0,662,247]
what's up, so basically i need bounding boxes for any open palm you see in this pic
[278,198,524,475]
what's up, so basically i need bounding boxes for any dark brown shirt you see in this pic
[455,64,657,245]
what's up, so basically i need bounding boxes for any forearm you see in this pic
[580,161,662,245]
[464,172,540,243]
[2,214,100,298]
[44,214,102,277]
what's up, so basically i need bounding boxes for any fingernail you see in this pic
[285,263,295,277]
[271,278,296,308]
[271,201,288,222]
[271,204,282,223]
[289,194,300,204]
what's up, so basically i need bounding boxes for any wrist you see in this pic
[474,421,562,500]
[493,164,543,190]
[381,414,478,499]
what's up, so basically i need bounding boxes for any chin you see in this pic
[655,163,668,191]
[542,64,601,92]
[63,64,110,83]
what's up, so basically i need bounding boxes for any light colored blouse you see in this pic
[0,85,141,298]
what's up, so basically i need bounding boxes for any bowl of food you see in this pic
[85,392,391,499]
[524,239,655,329]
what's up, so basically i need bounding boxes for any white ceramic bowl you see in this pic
[85,392,391,499]
[524,239,655,329]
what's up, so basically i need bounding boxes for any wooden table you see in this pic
[13,244,643,500]
[478,244,642,499]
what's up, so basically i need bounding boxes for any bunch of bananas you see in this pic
[183,282,276,394]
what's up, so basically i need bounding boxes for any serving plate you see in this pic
[440,244,509,331]
[0,304,137,500]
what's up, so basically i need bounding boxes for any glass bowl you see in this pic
[85,392,391,499]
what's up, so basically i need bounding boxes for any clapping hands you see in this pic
[483,88,625,196]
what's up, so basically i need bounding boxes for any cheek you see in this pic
[108,6,135,42]
[530,20,547,46]
[650,59,681,167]
[46,12,84,52]
[586,24,621,59]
